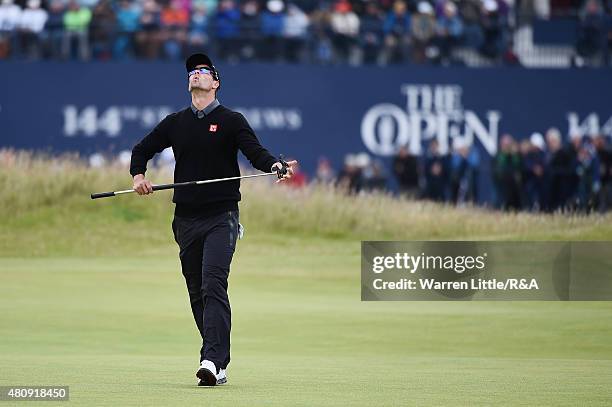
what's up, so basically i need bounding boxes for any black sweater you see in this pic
[130,105,277,217]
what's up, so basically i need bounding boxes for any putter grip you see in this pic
[152,183,176,191]
[91,191,115,199]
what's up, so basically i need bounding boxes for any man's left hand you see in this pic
[271,160,298,183]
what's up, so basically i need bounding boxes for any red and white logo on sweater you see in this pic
[209,124,218,132]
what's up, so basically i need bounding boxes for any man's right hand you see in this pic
[133,174,154,195]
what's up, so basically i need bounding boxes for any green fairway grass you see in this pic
[2,240,612,406]
[1,155,612,405]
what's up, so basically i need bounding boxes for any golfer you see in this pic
[129,53,297,386]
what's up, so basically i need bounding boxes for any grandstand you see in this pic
[0,0,610,67]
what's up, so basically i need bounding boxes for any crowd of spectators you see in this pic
[489,130,612,212]
[0,0,610,65]
[389,129,612,212]
[313,129,611,213]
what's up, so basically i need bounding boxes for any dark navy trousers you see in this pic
[172,210,239,370]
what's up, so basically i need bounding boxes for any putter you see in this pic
[91,155,290,200]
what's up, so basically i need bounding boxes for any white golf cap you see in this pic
[483,0,498,12]
[417,1,434,14]
[530,133,546,151]
[355,153,371,168]
[267,0,284,13]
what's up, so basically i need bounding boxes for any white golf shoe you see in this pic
[216,369,227,385]
[196,361,228,386]
[196,360,217,386]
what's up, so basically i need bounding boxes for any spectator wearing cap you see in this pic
[260,0,285,61]
[479,0,508,59]
[411,1,436,63]
[329,0,360,64]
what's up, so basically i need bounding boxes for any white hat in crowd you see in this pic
[417,1,434,14]
[530,133,546,151]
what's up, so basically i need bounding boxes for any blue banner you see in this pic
[1,62,611,202]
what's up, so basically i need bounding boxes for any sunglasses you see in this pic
[188,68,213,77]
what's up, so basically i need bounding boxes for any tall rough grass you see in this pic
[1,150,611,255]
